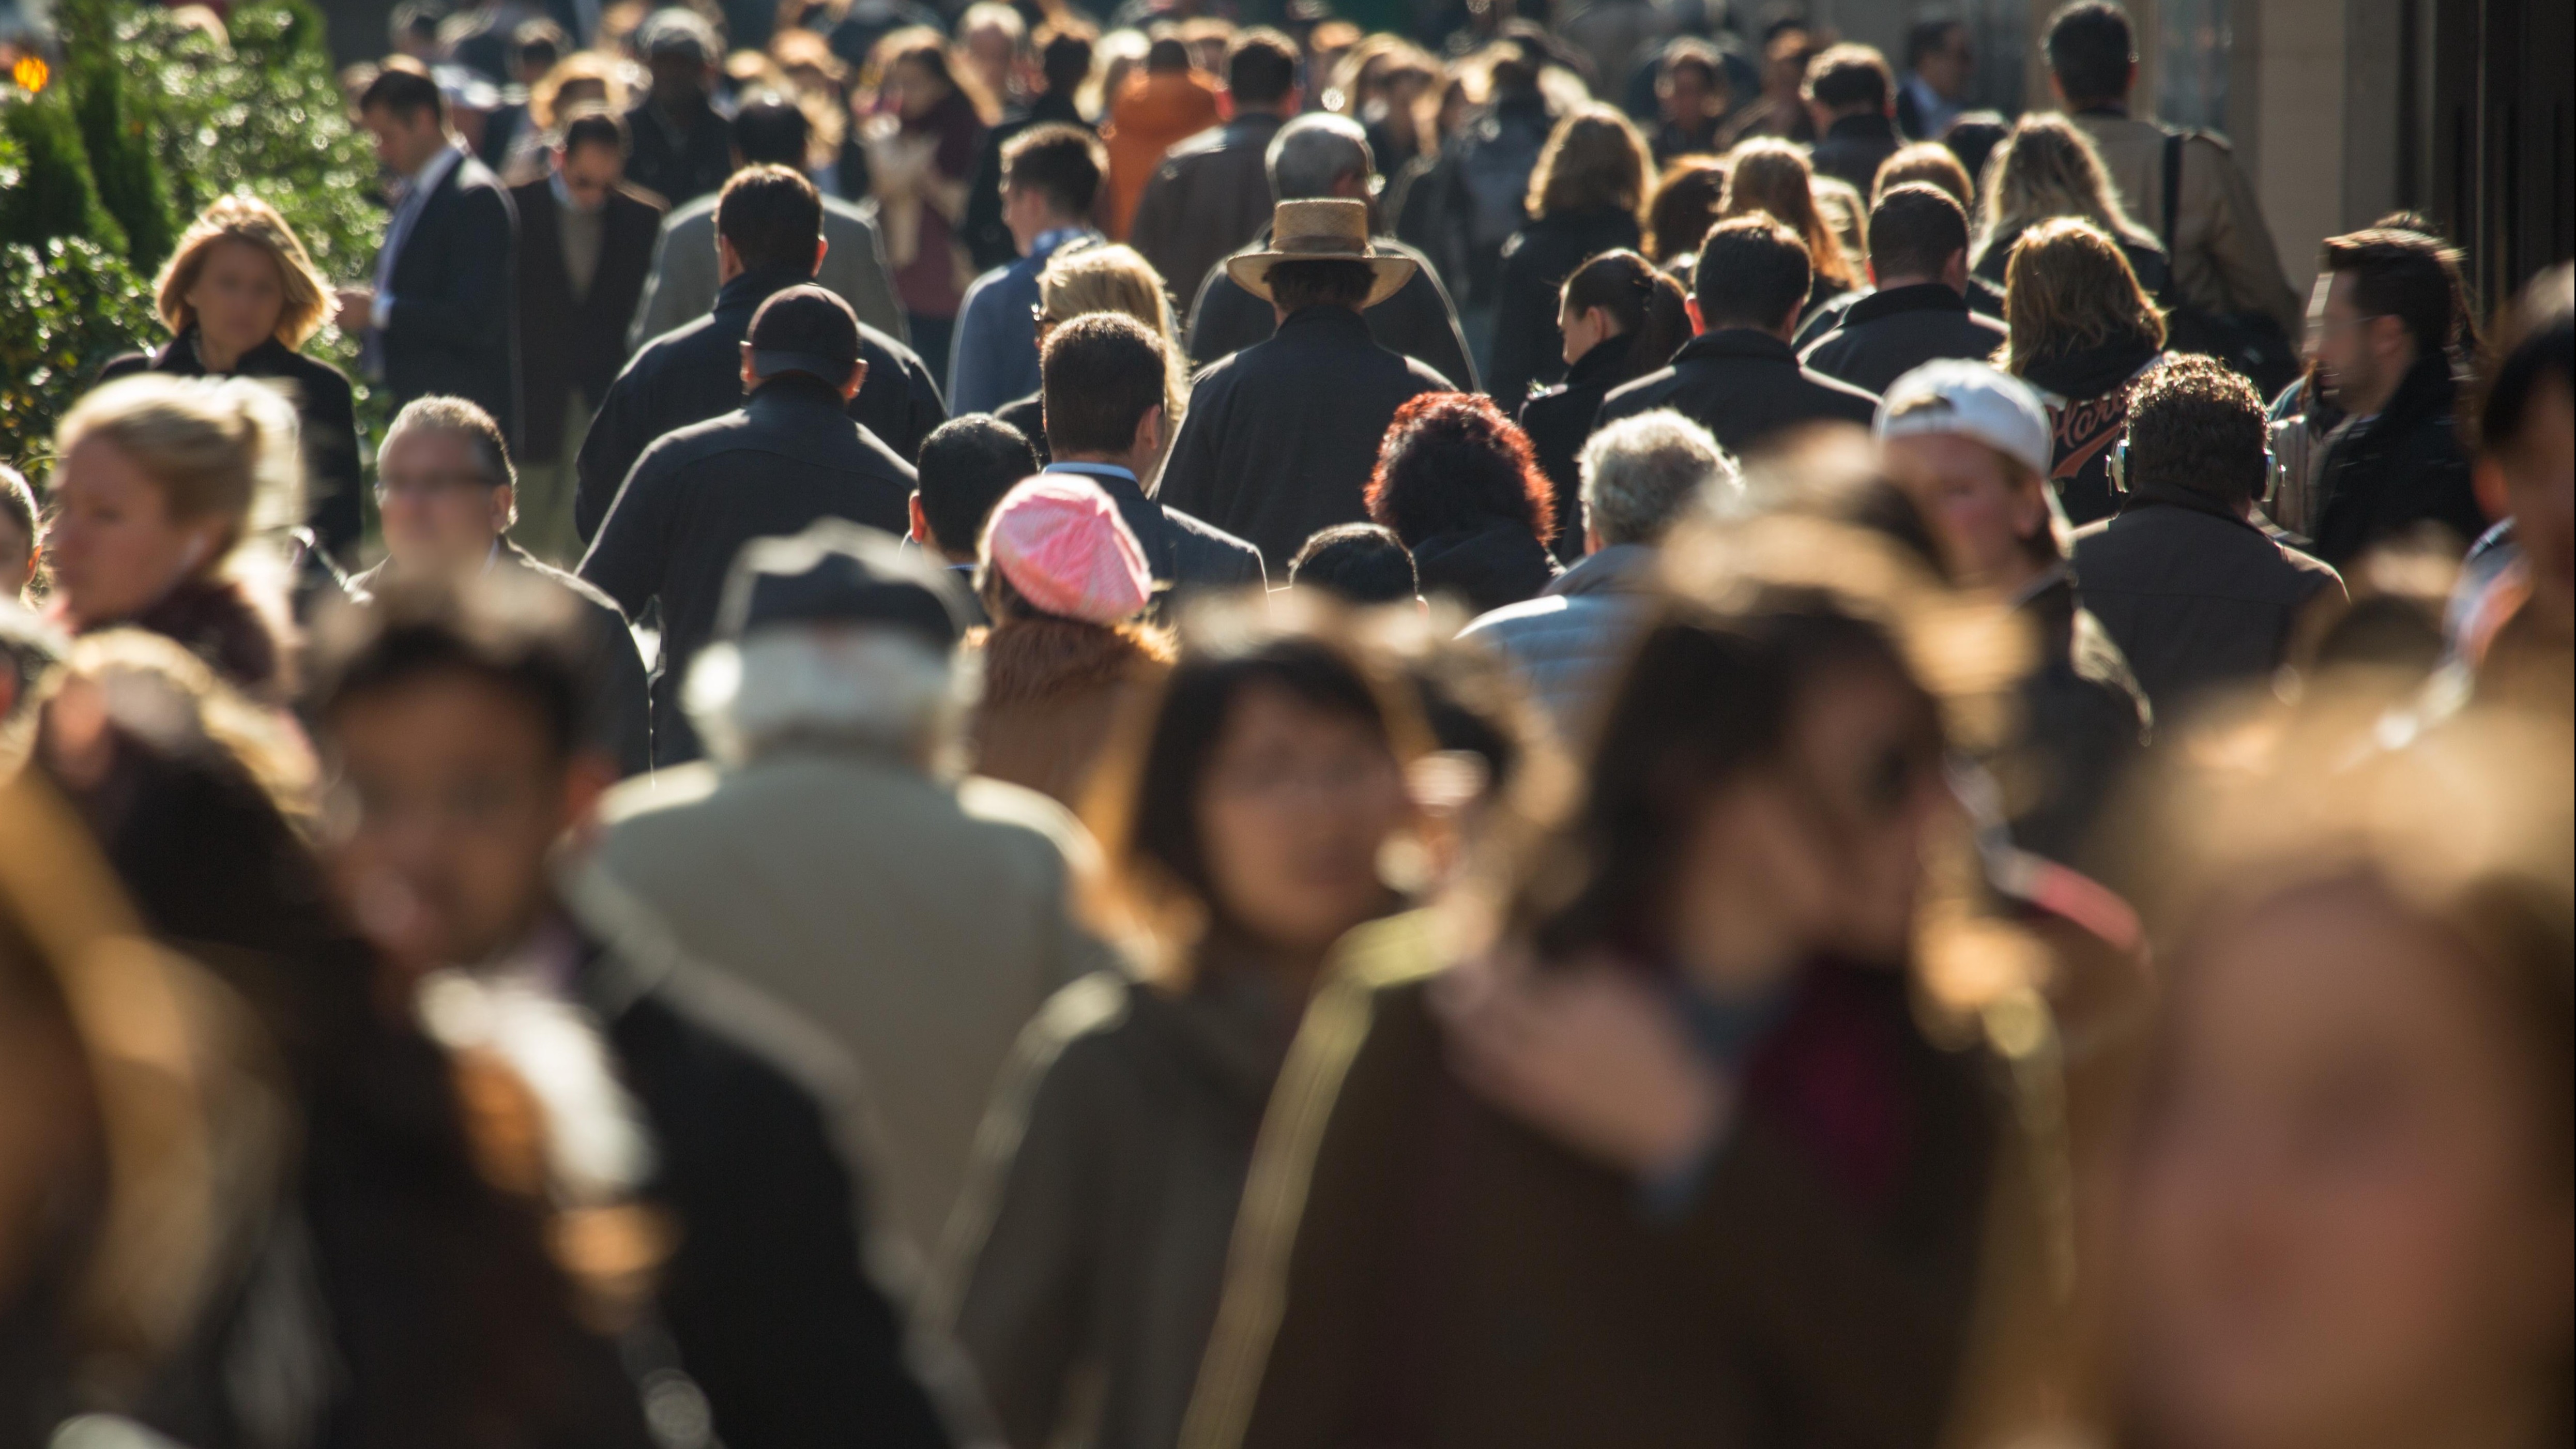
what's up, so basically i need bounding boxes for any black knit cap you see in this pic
[716,520,969,647]
[747,284,863,385]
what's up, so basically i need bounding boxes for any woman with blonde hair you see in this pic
[1489,104,1656,407]
[994,241,1183,464]
[1719,137,1859,323]
[1998,217,2170,524]
[96,195,361,562]
[1971,114,2171,309]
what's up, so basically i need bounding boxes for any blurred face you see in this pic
[325,673,603,975]
[361,101,447,177]
[885,57,950,120]
[184,238,289,358]
[1881,431,2051,590]
[2478,374,2575,629]
[44,436,222,628]
[962,21,1014,90]
[1661,65,1715,125]
[553,139,623,211]
[1195,682,1410,960]
[376,426,508,572]
[2311,271,2411,416]
[648,51,708,108]
[1918,25,1972,99]
[1559,301,1617,367]
[2128,881,2575,1449]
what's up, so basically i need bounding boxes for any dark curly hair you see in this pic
[1364,392,1557,547]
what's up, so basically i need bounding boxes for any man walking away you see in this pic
[512,108,665,563]
[624,9,734,209]
[591,520,1111,1253]
[949,125,1106,416]
[910,414,1039,622]
[630,95,907,348]
[581,286,917,764]
[1803,44,1903,194]
[1040,314,1264,595]
[1802,182,2008,395]
[1597,216,1879,454]
[340,65,520,444]
[2071,355,2344,719]
[1161,199,1451,573]
[1186,113,1475,388]
[1128,29,1304,312]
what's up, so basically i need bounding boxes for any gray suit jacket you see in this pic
[629,190,908,349]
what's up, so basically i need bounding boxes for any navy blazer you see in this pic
[379,150,521,443]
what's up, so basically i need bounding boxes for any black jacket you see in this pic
[2309,354,2487,567]
[352,540,654,776]
[1488,207,1643,409]
[1798,283,2008,396]
[98,331,364,559]
[2019,337,2163,527]
[2071,485,2345,715]
[963,91,1089,272]
[512,178,666,462]
[995,391,1050,465]
[1127,111,1290,313]
[1809,112,1902,194]
[376,150,520,442]
[1596,328,1880,455]
[2009,571,2150,867]
[1519,332,1641,561]
[1186,230,1477,391]
[579,373,917,764]
[623,93,734,209]
[1410,515,1559,615]
[576,263,947,543]
[1418,91,1557,309]
[1041,462,1267,596]
[1161,305,1452,573]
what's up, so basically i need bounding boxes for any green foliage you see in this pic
[59,0,178,271]
[0,237,161,470]
[0,84,126,256]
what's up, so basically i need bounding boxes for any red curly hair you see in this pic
[1364,392,1559,549]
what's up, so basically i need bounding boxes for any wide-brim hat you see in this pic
[1225,199,1417,309]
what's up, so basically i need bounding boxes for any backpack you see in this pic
[2158,131,2299,397]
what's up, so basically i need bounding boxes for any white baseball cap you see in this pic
[1874,360,2054,479]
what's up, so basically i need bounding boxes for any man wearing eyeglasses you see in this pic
[354,394,653,775]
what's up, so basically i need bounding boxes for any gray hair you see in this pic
[1578,409,1740,546]
[383,395,516,491]
[1267,113,1374,202]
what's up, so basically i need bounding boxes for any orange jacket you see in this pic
[1102,69,1224,238]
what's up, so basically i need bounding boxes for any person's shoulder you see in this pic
[1160,122,1233,168]
[1161,500,1263,559]
[821,191,879,228]
[452,154,510,202]
[627,406,748,477]
[1598,365,1681,418]
[608,183,667,222]
[271,344,355,396]
[504,545,634,622]
[659,192,719,236]
[1459,592,1575,640]
[956,773,1099,870]
[1799,364,1882,416]
[1398,350,1457,391]
[859,318,931,374]
[94,348,160,385]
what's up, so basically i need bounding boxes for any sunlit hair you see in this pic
[153,195,333,349]
[1874,140,1973,209]
[1997,217,2166,374]
[1646,154,1725,263]
[1973,113,2156,268]
[1718,138,1856,289]
[684,626,974,772]
[1039,242,1186,430]
[56,374,304,567]
[1526,103,1654,227]
[528,50,629,131]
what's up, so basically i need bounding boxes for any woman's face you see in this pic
[185,238,289,359]
[1559,301,1617,367]
[2128,881,2575,1449]
[886,57,950,119]
[44,436,220,628]
[1195,681,1410,960]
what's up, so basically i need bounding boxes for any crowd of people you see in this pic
[2,0,2571,1444]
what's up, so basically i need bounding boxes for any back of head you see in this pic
[1981,113,2134,249]
[1226,28,1300,109]
[57,374,302,561]
[1873,142,1973,209]
[1043,312,1171,459]
[1003,123,1107,218]
[1039,243,1175,340]
[1289,522,1419,604]
[2125,355,2266,508]
[1692,215,1811,331]
[1143,36,1191,74]
[1868,181,1970,282]
[731,93,814,167]
[915,415,1038,559]
[2045,0,2135,110]
[1943,112,2011,192]
[1038,24,1095,93]
[1580,409,1737,546]
[1720,139,1850,286]
[1267,112,1373,202]
[2000,216,2165,371]
[1560,249,1691,387]
[1802,43,1892,113]
[2321,227,2475,360]
[1529,104,1652,224]
[717,163,823,273]
[1648,156,1727,263]
[1365,392,1554,546]
[2476,262,2575,457]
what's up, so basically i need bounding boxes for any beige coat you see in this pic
[2072,110,2303,335]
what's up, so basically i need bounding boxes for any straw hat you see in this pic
[1225,199,1417,309]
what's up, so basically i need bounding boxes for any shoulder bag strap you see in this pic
[2160,130,2184,252]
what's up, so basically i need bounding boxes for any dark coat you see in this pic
[2008,572,2150,867]
[1798,282,2009,396]
[1409,515,1560,615]
[995,390,1050,466]
[1126,112,1290,314]
[2309,354,2488,567]
[1187,230,1477,391]
[1808,112,1903,194]
[352,540,654,776]
[623,93,735,210]
[963,91,1090,272]
[1487,207,1643,409]
[1519,333,1641,561]
[1160,305,1452,573]
[575,263,947,543]
[1596,328,1880,455]
[2017,337,2163,527]
[376,150,520,442]
[113,576,287,703]
[578,373,918,765]
[2070,486,2345,714]
[1040,462,1267,595]
[511,177,666,462]
[97,332,364,559]
[1419,92,1557,309]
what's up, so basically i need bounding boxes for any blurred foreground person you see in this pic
[1365,393,1561,616]
[311,573,955,1447]
[1288,524,1420,606]
[933,604,1423,1449]
[1517,250,1690,555]
[2112,708,2573,1449]
[1186,520,2075,1448]
[594,521,1107,1252]
[2456,264,2574,714]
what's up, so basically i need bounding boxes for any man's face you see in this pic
[648,51,707,108]
[362,102,446,177]
[555,139,623,212]
[2482,374,2576,627]
[2311,271,2403,412]
[1882,430,2050,590]
[1662,65,1715,125]
[323,672,586,975]
[376,426,508,573]
[1919,25,1973,99]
